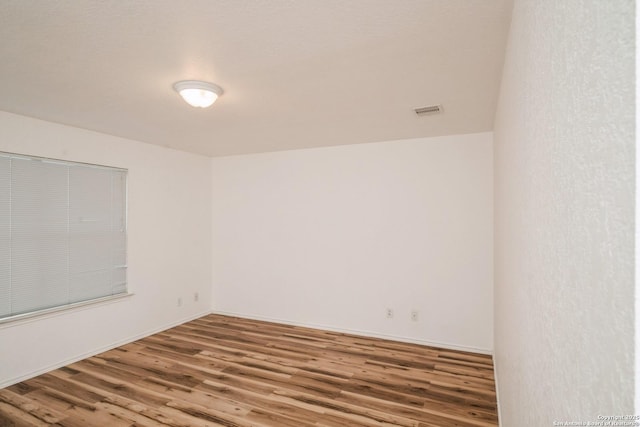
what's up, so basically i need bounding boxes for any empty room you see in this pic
[0,1,634,426]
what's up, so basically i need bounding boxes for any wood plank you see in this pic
[0,314,499,426]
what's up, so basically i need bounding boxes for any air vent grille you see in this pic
[414,105,443,116]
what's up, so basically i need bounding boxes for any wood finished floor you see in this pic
[0,314,498,427]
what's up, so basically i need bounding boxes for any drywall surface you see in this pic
[211,132,493,352]
[493,0,634,424]
[637,0,640,415]
[0,111,212,387]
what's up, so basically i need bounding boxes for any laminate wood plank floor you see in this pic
[0,314,498,426]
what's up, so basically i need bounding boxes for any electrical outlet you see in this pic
[194,292,199,302]
[177,297,182,307]
[411,310,419,322]
[386,308,394,319]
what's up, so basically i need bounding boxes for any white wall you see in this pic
[211,133,493,352]
[0,111,212,387]
[636,0,640,415]
[493,0,634,424]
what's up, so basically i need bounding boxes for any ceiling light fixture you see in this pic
[173,80,223,108]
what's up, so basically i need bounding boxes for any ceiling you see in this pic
[0,0,513,157]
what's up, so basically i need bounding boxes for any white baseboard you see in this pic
[493,354,503,426]
[210,309,493,355]
[2,308,496,394]
[0,309,212,389]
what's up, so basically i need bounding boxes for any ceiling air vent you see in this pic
[414,104,443,116]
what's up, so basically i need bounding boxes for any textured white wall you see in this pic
[0,112,212,387]
[211,133,494,352]
[637,0,640,415]
[493,0,634,424]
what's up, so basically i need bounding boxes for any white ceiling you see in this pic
[0,0,513,157]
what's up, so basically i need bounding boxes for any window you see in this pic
[0,152,127,321]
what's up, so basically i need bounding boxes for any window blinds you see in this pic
[0,152,127,320]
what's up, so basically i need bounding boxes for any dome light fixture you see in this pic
[173,80,223,108]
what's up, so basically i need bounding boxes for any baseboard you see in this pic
[493,353,503,426]
[0,309,212,389]
[2,308,495,390]
[210,309,493,355]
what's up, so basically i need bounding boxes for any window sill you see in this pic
[0,293,134,329]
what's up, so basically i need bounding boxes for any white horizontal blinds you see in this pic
[0,157,10,317]
[11,158,69,315]
[110,172,127,295]
[68,166,127,301]
[69,166,111,302]
[0,153,127,320]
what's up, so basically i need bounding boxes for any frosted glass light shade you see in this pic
[173,80,223,108]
